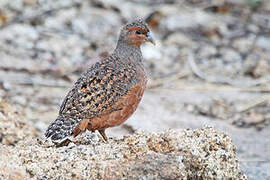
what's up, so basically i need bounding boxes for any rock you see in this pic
[0,100,38,146]
[0,24,39,49]
[164,32,193,47]
[0,102,246,179]
[0,147,31,180]
[160,8,215,31]
[242,53,260,77]
[220,48,242,63]
[256,36,270,51]
[197,44,217,59]
[23,0,39,6]
[232,35,256,54]
[248,58,270,78]
[2,0,24,12]
[247,24,260,34]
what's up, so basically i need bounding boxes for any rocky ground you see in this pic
[0,101,246,179]
[0,0,270,179]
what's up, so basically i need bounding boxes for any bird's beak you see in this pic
[146,32,156,45]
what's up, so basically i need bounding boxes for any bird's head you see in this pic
[119,19,155,47]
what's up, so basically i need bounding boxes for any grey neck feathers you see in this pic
[113,40,143,64]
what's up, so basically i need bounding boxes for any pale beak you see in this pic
[146,32,156,45]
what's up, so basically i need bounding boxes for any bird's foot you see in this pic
[98,129,108,143]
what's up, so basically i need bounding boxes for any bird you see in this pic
[45,19,155,145]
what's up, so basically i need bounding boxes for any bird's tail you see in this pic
[45,115,81,142]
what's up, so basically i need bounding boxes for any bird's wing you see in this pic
[59,57,138,120]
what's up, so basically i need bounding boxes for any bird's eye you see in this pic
[135,30,142,34]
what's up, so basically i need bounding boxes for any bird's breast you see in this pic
[88,77,147,130]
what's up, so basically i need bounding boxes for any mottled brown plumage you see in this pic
[45,19,155,144]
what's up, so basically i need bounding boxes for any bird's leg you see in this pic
[98,129,108,142]
[56,139,72,147]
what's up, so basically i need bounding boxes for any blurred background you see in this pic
[0,0,269,179]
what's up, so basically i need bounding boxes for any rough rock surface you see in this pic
[0,101,38,146]
[0,102,246,179]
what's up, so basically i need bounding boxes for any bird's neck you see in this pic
[113,41,143,64]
